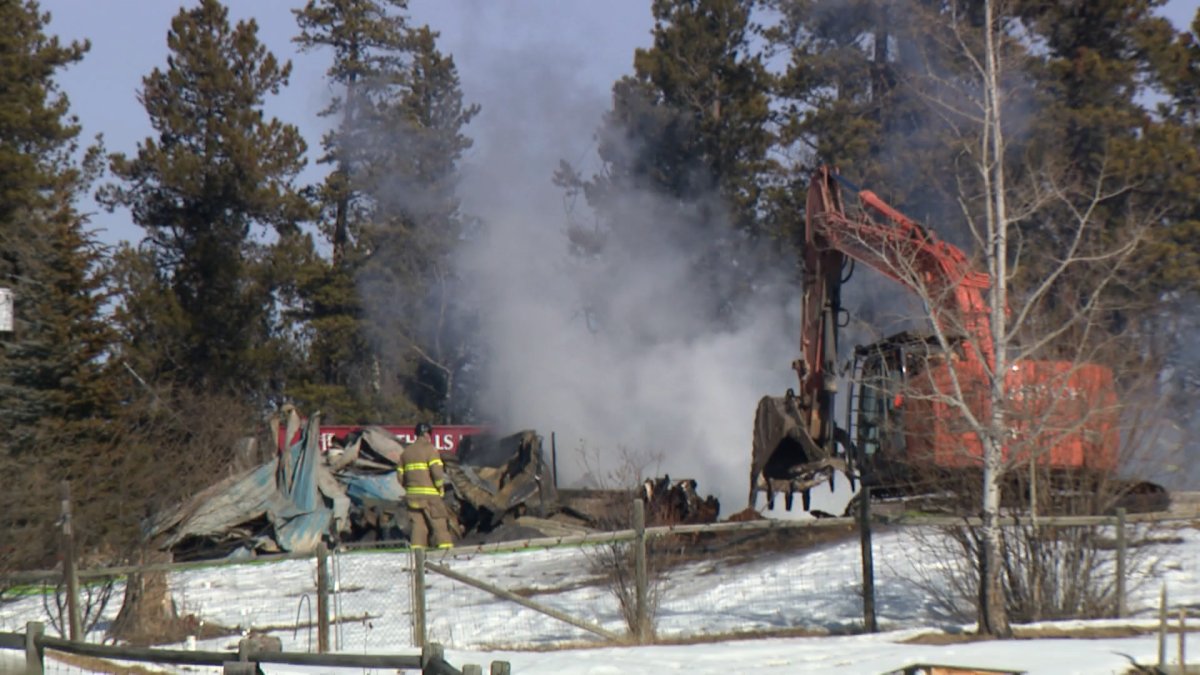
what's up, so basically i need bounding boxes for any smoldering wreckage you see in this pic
[149,408,723,561]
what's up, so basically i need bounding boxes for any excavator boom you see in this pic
[750,166,1133,514]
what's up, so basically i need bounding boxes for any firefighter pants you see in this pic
[407,496,454,549]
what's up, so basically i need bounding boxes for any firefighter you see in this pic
[397,422,454,549]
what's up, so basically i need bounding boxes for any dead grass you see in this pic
[902,624,1200,645]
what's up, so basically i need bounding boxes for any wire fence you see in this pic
[324,545,415,653]
[3,508,1199,667]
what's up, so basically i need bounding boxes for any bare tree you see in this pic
[98,387,262,644]
[830,0,1168,636]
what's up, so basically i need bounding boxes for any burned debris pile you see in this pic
[641,476,720,525]
[149,409,723,560]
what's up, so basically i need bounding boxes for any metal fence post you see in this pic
[859,487,877,633]
[60,481,81,641]
[1115,508,1126,619]
[551,432,558,490]
[413,548,427,648]
[25,621,44,675]
[633,499,648,643]
[316,541,330,653]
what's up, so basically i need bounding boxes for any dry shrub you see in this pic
[899,515,1165,625]
[101,387,266,644]
[573,443,674,641]
[0,384,267,642]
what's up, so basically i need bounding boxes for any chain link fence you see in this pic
[325,545,415,652]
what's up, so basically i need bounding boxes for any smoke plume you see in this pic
[442,8,800,512]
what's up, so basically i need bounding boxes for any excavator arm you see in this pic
[814,169,994,367]
[750,166,994,511]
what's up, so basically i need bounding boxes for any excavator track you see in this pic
[841,472,1170,518]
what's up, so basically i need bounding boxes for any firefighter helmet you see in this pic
[415,422,433,437]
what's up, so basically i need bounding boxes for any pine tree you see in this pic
[0,0,115,446]
[763,0,989,251]
[99,0,311,399]
[290,0,410,422]
[359,25,479,421]
[294,1,478,422]
[1013,0,1200,291]
[557,0,773,331]
[0,0,118,572]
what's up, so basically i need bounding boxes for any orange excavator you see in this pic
[750,166,1163,513]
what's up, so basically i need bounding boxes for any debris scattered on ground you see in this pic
[149,408,729,559]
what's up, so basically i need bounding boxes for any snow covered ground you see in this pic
[2,517,1199,674]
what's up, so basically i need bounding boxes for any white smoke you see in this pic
[441,10,801,513]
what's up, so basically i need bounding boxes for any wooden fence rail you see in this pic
[4,504,1194,656]
[0,621,510,675]
[6,509,1190,586]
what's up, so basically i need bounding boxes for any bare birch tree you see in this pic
[835,0,1167,635]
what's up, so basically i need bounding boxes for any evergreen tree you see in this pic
[0,0,117,572]
[99,0,311,400]
[557,0,773,331]
[294,0,478,422]
[1149,6,1200,291]
[358,25,479,421]
[1013,0,1198,287]
[291,0,410,422]
[0,1,115,449]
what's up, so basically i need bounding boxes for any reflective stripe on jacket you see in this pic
[397,436,445,496]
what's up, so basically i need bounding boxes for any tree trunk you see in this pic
[108,548,177,645]
[978,0,1012,638]
[979,438,1010,636]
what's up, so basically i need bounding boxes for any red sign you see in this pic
[280,424,487,454]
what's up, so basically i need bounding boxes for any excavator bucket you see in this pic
[750,392,847,511]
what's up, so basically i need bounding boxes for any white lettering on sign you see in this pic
[391,434,459,451]
[313,427,477,453]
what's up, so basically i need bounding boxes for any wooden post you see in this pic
[412,548,427,648]
[421,642,443,672]
[316,541,330,653]
[1115,508,1126,619]
[859,487,877,633]
[1180,607,1187,672]
[1159,584,1168,669]
[60,481,81,641]
[462,665,482,675]
[490,661,512,675]
[25,621,44,675]
[223,663,258,675]
[633,499,649,643]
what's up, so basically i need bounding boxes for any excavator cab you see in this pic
[848,332,953,491]
[851,341,908,465]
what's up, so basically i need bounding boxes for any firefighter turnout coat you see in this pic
[398,436,445,501]
[397,436,453,548]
